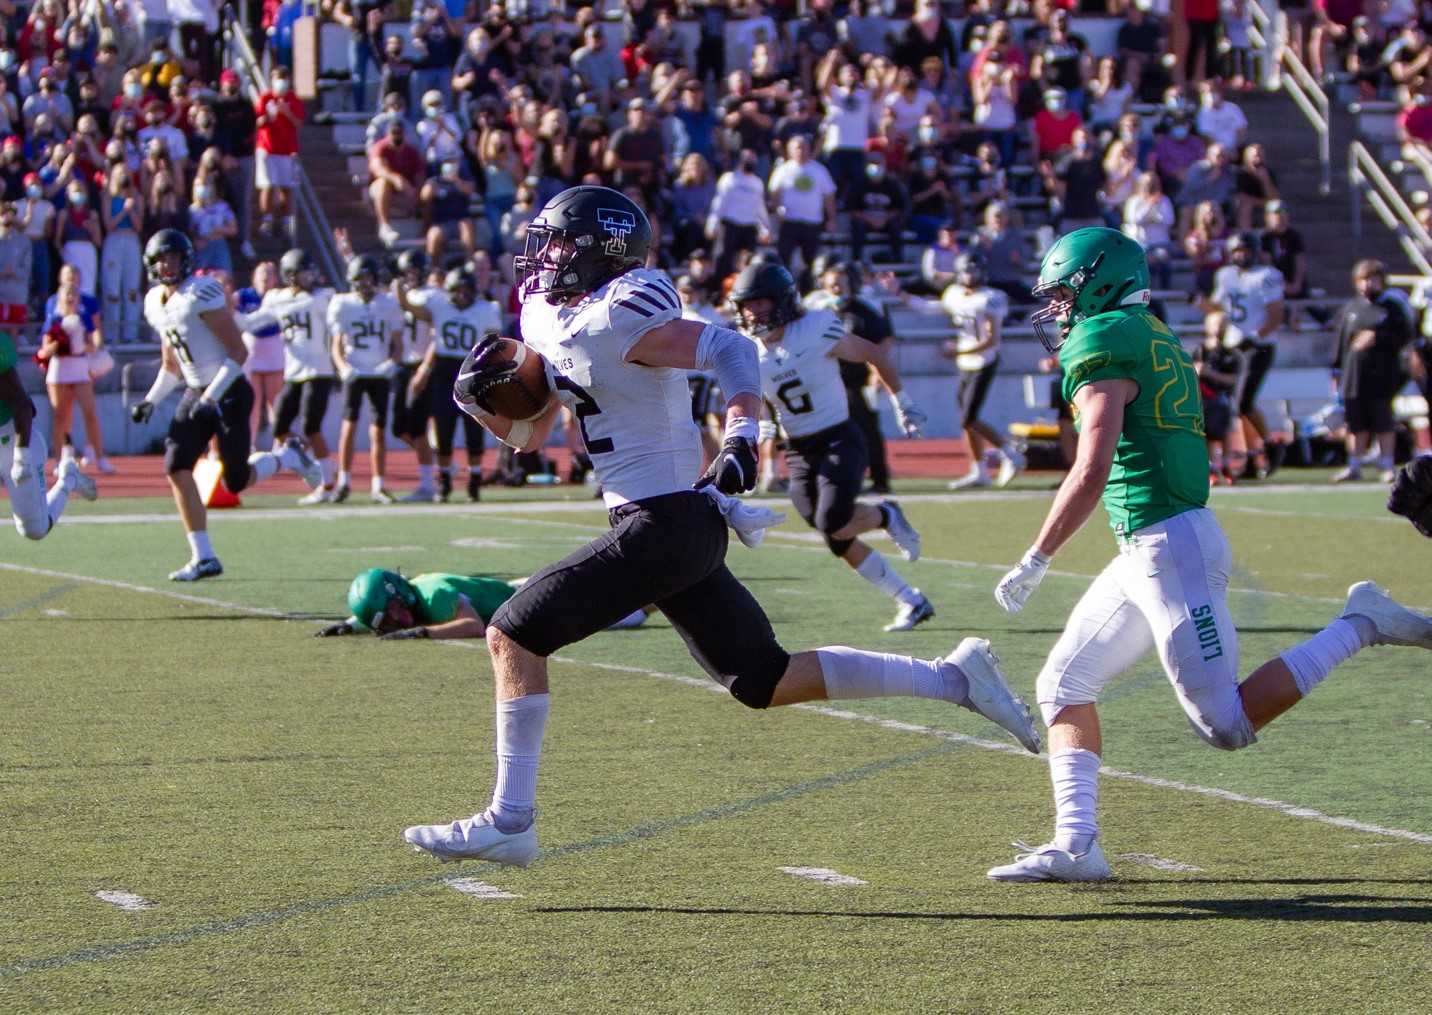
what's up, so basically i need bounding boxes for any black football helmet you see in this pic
[1227,231,1258,268]
[144,228,193,287]
[347,253,382,299]
[397,247,429,281]
[515,185,651,305]
[955,251,987,289]
[729,261,802,338]
[444,266,478,309]
[280,247,318,289]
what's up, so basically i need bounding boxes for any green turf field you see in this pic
[2,481,1430,1013]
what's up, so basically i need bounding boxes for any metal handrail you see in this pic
[1250,1,1331,196]
[1348,140,1432,276]
[221,11,347,291]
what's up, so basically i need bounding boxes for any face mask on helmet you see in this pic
[733,296,779,337]
[447,280,476,308]
[1029,278,1079,352]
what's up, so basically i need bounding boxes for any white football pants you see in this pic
[1036,507,1257,750]
[1,424,62,539]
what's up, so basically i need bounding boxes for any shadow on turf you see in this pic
[539,894,1432,924]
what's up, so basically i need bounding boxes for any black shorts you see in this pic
[1202,392,1234,441]
[958,358,1000,427]
[492,490,790,708]
[1237,343,1275,415]
[273,376,334,438]
[390,363,431,440]
[342,375,391,426]
[785,419,867,556]
[165,377,256,487]
[689,374,720,423]
[1343,396,1395,434]
[429,356,485,457]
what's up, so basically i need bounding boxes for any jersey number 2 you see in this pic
[1150,335,1202,434]
[553,374,613,454]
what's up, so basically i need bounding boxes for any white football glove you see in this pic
[995,549,1051,614]
[894,391,927,438]
[757,419,779,443]
[10,443,33,486]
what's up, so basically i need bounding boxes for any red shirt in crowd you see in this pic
[1034,108,1083,156]
[255,90,305,156]
[1185,0,1219,21]
[1400,101,1432,144]
[370,137,425,186]
[1317,0,1365,26]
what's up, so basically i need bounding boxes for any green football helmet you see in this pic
[1030,227,1151,352]
[347,568,419,632]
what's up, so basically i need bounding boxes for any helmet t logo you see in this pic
[597,207,637,256]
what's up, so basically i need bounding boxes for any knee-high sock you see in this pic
[45,475,72,523]
[854,549,919,605]
[1280,616,1373,697]
[1051,748,1101,852]
[816,646,966,703]
[247,450,281,485]
[488,693,549,832]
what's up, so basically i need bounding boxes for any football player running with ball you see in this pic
[1,327,97,539]
[316,568,650,640]
[987,227,1432,883]
[134,230,323,581]
[727,260,934,633]
[402,186,1041,867]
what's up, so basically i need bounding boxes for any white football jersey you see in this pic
[519,267,699,508]
[940,285,1008,371]
[411,290,504,360]
[143,275,232,388]
[400,285,438,365]
[260,286,336,381]
[327,292,404,377]
[1212,265,1285,342]
[755,308,849,438]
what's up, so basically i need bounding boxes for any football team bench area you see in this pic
[0,478,1428,1012]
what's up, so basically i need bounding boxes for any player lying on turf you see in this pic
[1388,456,1432,537]
[0,326,97,537]
[132,230,325,581]
[988,227,1432,883]
[401,186,1041,869]
[316,568,650,640]
[727,260,935,633]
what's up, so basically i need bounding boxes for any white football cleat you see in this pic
[880,498,921,561]
[298,486,333,506]
[371,487,396,505]
[947,470,990,491]
[282,437,324,489]
[1341,581,1432,649]
[403,811,539,867]
[169,557,223,582]
[996,449,1026,488]
[987,840,1111,883]
[884,592,934,632]
[59,457,98,501]
[947,637,1041,753]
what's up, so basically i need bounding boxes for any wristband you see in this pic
[895,389,916,410]
[723,415,759,444]
[201,358,243,404]
[1024,548,1052,567]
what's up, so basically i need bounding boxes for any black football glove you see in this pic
[378,626,430,641]
[693,435,758,495]
[453,336,518,415]
[1387,456,1432,538]
[130,400,154,424]
[315,620,357,637]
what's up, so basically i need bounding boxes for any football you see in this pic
[479,337,554,422]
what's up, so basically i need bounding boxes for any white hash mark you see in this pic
[1116,853,1204,873]
[779,866,867,886]
[94,890,156,911]
[448,879,521,900]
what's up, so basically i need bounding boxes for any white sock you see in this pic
[319,457,336,486]
[46,477,70,519]
[854,549,918,605]
[419,464,434,486]
[1051,748,1101,852]
[816,646,966,702]
[187,529,214,561]
[371,474,384,493]
[1280,617,1372,697]
[247,451,280,484]
[489,693,549,832]
[337,469,351,488]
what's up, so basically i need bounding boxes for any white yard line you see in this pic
[93,890,156,911]
[447,879,521,900]
[4,559,1431,846]
[1115,853,1204,873]
[779,866,867,887]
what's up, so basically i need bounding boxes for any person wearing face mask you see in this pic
[1332,260,1415,483]
[767,135,836,289]
[1031,86,1082,159]
[845,151,909,266]
[881,66,938,145]
[1040,126,1106,233]
[420,159,477,262]
[905,144,955,246]
[211,70,257,260]
[50,179,99,295]
[138,99,189,182]
[100,162,144,344]
[706,149,771,281]
[16,172,53,310]
[1149,114,1206,201]
[819,60,873,199]
[254,65,304,243]
[138,38,182,98]
[21,72,72,135]
[415,90,462,179]
[188,172,237,274]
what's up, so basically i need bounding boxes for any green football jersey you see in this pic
[0,331,16,428]
[1060,307,1208,537]
[411,573,517,625]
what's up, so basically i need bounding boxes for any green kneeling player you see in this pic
[319,569,648,640]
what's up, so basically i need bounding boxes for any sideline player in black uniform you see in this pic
[133,230,324,579]
[390,248,441,501]
[816,261,896,493]
[401,186,1040,867]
